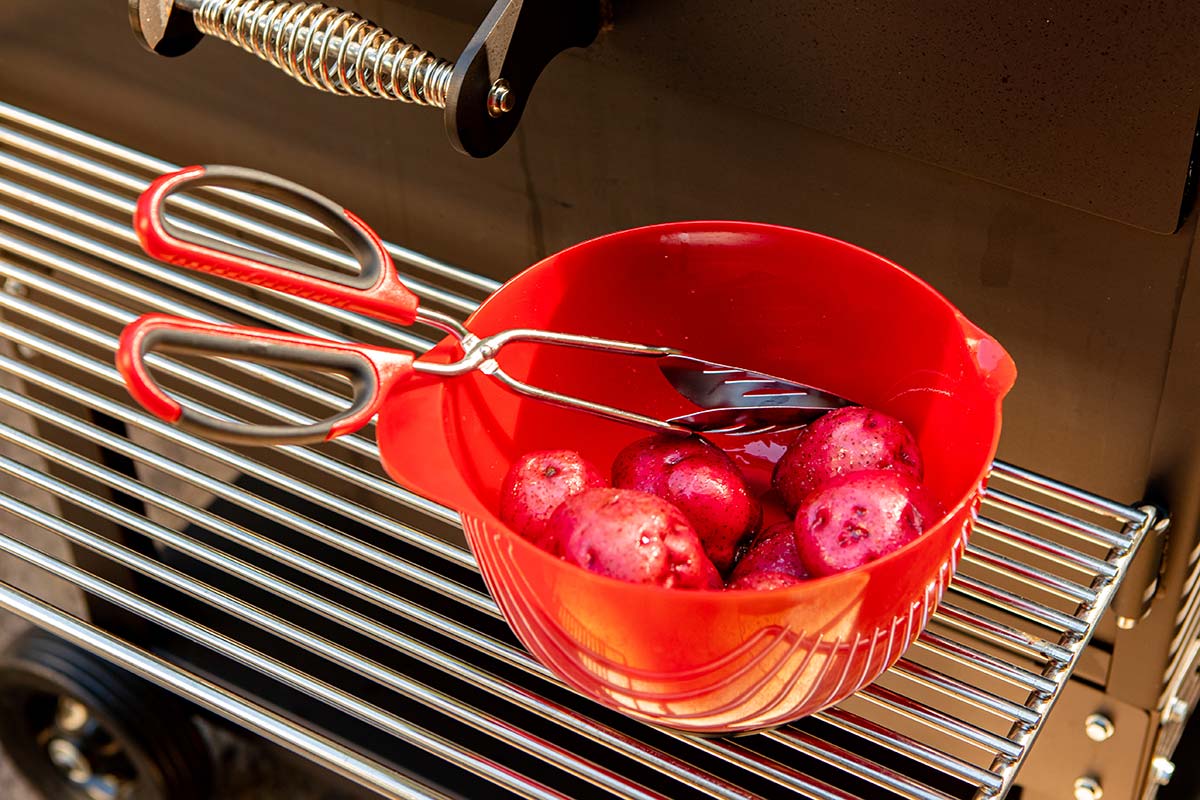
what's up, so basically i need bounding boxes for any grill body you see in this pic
[1,3,1200,799]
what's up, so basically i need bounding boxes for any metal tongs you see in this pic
[417,329,847,437]
[118,166,849,445]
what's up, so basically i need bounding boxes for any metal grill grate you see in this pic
[0,101,1159,800]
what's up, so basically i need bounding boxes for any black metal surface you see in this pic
[1110,215,1200,711]
[1160,711,1200,800]
[445,0,602,157]
[1014,680,1155,800]
[128,0,203,57]
[593,1,1200,234]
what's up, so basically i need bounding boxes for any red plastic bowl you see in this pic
[378,222,1016,733]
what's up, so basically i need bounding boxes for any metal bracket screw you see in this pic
[1165,697,1189,724]
[487,80,515,117]
[1073,776,1103,800]
[1084,713,1114,742]
[1151,757,1176,786]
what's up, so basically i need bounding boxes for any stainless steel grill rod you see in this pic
[971,519,1117,579]
[762,728,960,800]
[0,99,500,295]
[0,142,477,316]
[814,708,1003,793]
[985,490,1132,550]
[0,412,755,800]
[889,659,1039,726]
[0,307,471,567]
[912,631,1057,694]
[0,393,490,623]
[989,462,1147,525]
[951,576,1089,637]
[0,181,434,351]
[0,337,902,799]
[0,580,452,800]
[855,685,1023,759]
[962,544,1099,604]
[931,603,1071,664]
[0,335,1093,785]
[0,490,622,800]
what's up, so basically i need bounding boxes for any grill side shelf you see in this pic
[0,101,1160,800]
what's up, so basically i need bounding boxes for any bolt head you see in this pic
[56,697,89,732]
[487,80,515,117]
[1166,698,1189,724]
[1151,756,1176,786]
[1073,776,1103,800]
[47,738,76,768]
[1084,713,1115,742]
[46,738,91,784]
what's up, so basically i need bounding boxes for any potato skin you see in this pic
[546,488,723,590]
[613,434,760,573]
[773,407,923,513]
[727,521,808,586]
[794,470,942,577]
[499,450,607,550]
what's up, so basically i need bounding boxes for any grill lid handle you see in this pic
[127,0,603,157]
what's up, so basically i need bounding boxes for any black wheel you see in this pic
[0,626,214,800]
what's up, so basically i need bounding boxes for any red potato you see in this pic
[794,470,944,577]
[546,488,723,590]
[499,450,606,550]
[727,521,808,585]
[773,407,923,513]
[612,434,760,573]
[727,571,806,591]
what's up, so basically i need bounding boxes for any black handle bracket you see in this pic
[446,0,602,157]
[128,0,203,57]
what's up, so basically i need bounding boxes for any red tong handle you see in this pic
[134,165,421,326]
[117,314,415,446]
